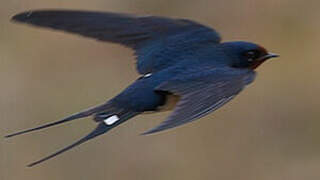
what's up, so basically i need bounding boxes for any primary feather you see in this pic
[12,10,221,74]
[143,67,255,134]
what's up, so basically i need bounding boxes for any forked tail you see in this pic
[27,111,138,167]
[5,102,111,138]
[5,102,139,167]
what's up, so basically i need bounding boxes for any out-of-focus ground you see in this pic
[1,0,319,180]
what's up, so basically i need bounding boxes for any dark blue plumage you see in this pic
[6,10,278,167]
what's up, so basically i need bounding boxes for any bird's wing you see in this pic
[143,68,256,134]
[12,10,221,74]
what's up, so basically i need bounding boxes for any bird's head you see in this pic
[220,41,279,69]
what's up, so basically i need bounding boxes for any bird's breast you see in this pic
[157,94,180,112]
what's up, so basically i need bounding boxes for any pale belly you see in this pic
[157,94,180,112]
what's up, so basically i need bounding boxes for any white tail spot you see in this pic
[144,73,152,77]
[103,115,119,125]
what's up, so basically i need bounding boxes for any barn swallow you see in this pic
[5,10,279,167]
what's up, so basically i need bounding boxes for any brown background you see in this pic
[1,0,320,180]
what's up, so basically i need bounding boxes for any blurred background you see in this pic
[1,0,320,180]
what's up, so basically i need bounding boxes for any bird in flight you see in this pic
[5,10,278,167]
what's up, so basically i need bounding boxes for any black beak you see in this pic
[258,53,279,61]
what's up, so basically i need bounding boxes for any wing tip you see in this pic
[11,10,54,23]
[140,128,162,136]
[11,11,33,23]
[140,131,152,136]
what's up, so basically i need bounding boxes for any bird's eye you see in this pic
[244,50,260,62]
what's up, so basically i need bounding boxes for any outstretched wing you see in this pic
[12,10,221,74]
[143,68,256,134]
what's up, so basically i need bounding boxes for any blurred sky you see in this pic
[1,0,320,180]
